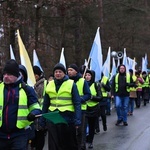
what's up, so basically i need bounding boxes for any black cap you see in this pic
[129,69,133,74]
[3,59,19,77]
[68,64,79,73]
[53,63,66,74]
[33,66,42,76]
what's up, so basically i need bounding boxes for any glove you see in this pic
[27,113,36,121]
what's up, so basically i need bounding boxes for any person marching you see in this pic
[41,63,81,150]
[111,64,133,126]
[67,64,91,150]
[141,71,150,106]
[135,71,144,108]
[31,66,48,150]
[0,59,41,149]
[85,69,102,149]
[95,73,111,132]
[128,69,137,116]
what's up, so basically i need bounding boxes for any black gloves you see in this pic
[27,113,36,121]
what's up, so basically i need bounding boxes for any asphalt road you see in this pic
[43,101,150,150]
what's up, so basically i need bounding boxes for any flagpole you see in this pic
[82,57,91,78]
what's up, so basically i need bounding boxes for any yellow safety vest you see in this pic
[0,83,40,129]
[130,75,137,92]
[46,80,75,112]
[115,73,130,92]
[76,78,87,110]
[87,83,99,107]
[101,76,108,97]
[142,76,149,88]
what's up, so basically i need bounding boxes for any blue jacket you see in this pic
[0,76,41,139]
[42,75,81,126]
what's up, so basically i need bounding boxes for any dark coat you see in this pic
[42,75,81,126]
[0,76,41,139]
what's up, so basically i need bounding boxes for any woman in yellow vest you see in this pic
[95,73,111,132]
[142,71,150,106]
[85,69,102,149]
[135,71,144,108]
[128,69,137,115]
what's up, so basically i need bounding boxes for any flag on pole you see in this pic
[36,111,67,124]
[110,57,117,80]
[59,47,66,68]
[33,49,43,71]
[17,30,36,86]
[122,48,127,65]
[89,27,103,81]
[132,57,136,75]
[144,53,148,66]
[10,44,16,60]
[117,59,120,68]
[122,48,129,73]
[142,57,147,72]
[102,47,111,78]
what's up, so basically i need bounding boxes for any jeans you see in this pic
[115,96,129,122]
[0,134,28,150]
[128,98,135,113]
[106,98,111,114]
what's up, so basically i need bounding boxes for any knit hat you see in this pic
[3,59,19,77]
[129,69,133,74]
[53,63,66,74]
[68,64,79,73]
[33,66,42,76]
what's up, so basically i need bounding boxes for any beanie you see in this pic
[53,63,66,74]
[68,64,79,73]
[3,59,19,77]
[33,66,42,76]
[129,69,133,74]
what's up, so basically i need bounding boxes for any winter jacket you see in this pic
[42,75,81,126]
[0,76,41,139]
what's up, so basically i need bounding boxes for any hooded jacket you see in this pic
[111,65,130,96]
[0,76,41,139]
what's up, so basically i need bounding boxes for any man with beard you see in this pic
[111,64,133,126]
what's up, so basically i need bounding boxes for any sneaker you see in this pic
[115,120,123,126]
[123,122,128,126]
[88,143,93,149]
[103,125,107,131]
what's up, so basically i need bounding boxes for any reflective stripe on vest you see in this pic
[130,75,137,91]
[0,83,40,129]
[87,83,99,107]
[101,76,108,97]
[115,73,130,92]
[142,76,149,88]
[76,78,87,110]
[46,80,74,112]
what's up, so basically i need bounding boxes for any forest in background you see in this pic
[0,0,150,77]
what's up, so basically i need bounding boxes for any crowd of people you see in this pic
[0,59,149,150]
